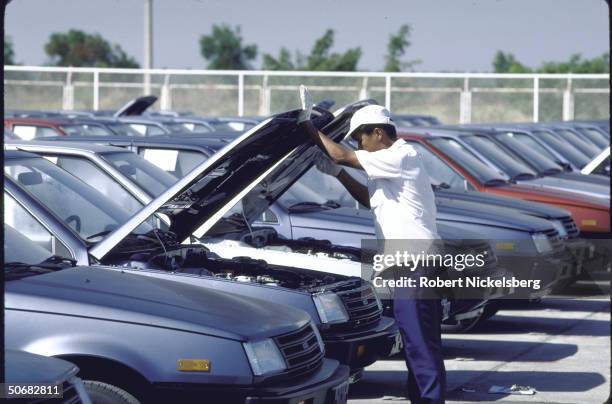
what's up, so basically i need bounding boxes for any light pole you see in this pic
[144,0,153,94]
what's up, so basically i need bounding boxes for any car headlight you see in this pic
[243,338,287,376]
[532,233,553,254]
[551,220,568,238]
[313,292,349,324]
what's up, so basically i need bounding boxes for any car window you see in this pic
[575,127,609,149]
[138,148,208,178]
[428,138,509,185]
[533,130,591,168]
[4,157,154,241]
[491,133,562,173]
[462,135,537,178]
[129,123,167,136]
[102,151,177,196]
[13,125,60,140]
[106,123,144,136]
[46,155,144,215]
[406,141,472,190]
[552,129,599,158]
[4,192,72,259]
[498,132,558,161]
[59,124,113,136]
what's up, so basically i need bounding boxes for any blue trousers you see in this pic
[393,297,446,404]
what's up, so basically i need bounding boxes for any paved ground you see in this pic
[348,274,610,404]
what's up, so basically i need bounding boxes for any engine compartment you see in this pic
[104,238,348,291]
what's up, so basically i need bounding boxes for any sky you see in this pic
[4,0,609,72]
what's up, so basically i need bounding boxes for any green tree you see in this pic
[5,35,15,64]
[199,24,257,70]
[44,30,139,68]
[384,24,420,72]
[537,53,609,73]
[263,29,361,71]
[492,50,609,73]
[492,51,531,73]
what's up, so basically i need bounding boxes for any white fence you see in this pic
[4,65,609,123]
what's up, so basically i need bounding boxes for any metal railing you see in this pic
[4,65,609,123]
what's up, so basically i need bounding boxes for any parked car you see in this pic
[4,111,401,380]
[5,222,351,403]
[445,127,609,185]
[407,126,610,198]
[556,122,609,149]
[536,123,603,157]
[398,132,610,235]
[478,124,593,171]
[391,114,441,127]
[5,349,92,403]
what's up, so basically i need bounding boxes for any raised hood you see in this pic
[6,267,309,341]
[90,103,363,260]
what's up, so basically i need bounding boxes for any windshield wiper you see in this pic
[541,168,562,176]
[431,182,451,191]
[287,200,340,212]
[483,178,508,187]
[510,172,537,182]
[5,256,75,279]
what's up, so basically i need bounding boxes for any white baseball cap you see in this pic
[345,105,395,139]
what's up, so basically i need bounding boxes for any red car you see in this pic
[399,132,610,235]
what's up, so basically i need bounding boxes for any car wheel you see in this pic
[441,312,483,333]
[83,380,141,404]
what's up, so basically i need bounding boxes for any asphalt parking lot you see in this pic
[349,273,610,404]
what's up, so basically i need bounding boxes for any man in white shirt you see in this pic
[298,87,446,403]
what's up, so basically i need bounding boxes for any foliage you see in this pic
[44,30,139,68]
[5,35,15,64]
[493,50,609,73]
[263,29,361,71]
[199,24,258,70]
[384,24,420,72]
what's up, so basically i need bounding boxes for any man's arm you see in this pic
[300,121,363,169]
[336,169,370,208]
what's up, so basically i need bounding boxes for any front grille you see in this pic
[274,323,324,379]
[329,279,383,330]
[544,229,564,252]
[561,216,580,238]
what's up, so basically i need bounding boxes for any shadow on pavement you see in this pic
[467,315,609,336]
[384,340,578,362]
[349,370,606,401]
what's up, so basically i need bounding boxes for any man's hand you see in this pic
[298,85,313,124]
[315,153,342,177]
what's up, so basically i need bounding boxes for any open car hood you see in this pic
[90,102,369,260]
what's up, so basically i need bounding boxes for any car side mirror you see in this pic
[17,171,43,185]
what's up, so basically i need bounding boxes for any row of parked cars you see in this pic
[4,97,610,404]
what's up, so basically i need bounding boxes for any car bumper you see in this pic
[322,316,400,373]
[154,359,350,404]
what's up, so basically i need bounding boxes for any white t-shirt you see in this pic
[355,139,439,241]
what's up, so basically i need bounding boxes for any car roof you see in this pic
[4,149,41,159]
[5,139,131,154]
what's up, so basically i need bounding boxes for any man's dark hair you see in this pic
[353,123,397,140]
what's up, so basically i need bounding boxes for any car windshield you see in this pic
[102,151,177,196]
[105,122,144,136]
[532,130,591,168]
[427,137,509,185]
[461,135,538,180]
[126,123,167,136]
[551,128,600,158]
[59,124,114,136]
[163,122,193,133]
[491,133,562,174]
[209,121,255,132]
[4,224,55,266]
[138,148,209,179]
[4,157,155,242]
[575,127,609,149]
[180,122,213,133]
